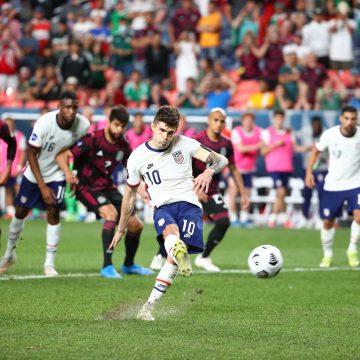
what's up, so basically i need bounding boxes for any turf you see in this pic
[0,219,359,360]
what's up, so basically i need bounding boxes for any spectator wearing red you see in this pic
[169,0,201,46]
[235,30,261,79]
[0,28,21,92]
[30,6,51,57]
[300,53,327,107]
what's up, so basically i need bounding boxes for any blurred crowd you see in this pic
[1,0,360,111]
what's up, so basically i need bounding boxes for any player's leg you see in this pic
[227,177,240,226]
[346,191,360,267]
[44,205,61,276]
[239,174,254,227]
[43,180,67,276]
[138,223,185,321]
[98,203,122,278]
[319,189,343,267]
[0,205,29,273]
[195,194,229,272]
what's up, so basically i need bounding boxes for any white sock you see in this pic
[229,211,238,223]
[44,223,61,267]
[278,212,288,225]
[4,216,25,258]
[147,261,178,304]
[321,226,335,258]
[268,213,277,224]
[164,234,180,264]
[348,221,360,252]
[240,210,249,223]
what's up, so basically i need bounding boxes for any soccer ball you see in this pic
[248,245,283,278]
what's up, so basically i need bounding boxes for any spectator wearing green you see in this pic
[110,19,134,78]
[124,70,150,105]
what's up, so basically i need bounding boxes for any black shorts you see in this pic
[76,186,122,218]
[202,193,229,222]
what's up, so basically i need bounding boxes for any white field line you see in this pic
[0,266,359,281]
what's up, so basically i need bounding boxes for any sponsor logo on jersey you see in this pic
[116,151,124,161]
[105,161,112,168]
[97,196,107,204]
[30,133,37,141]
[172,150,184,164]
[158,218,165,226]
[147,163,154,169]
[77,140,83,146]
[96,150,104,156]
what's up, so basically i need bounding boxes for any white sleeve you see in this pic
[315,130,329,152]
[260,129,270,145]
[126,154,140,187]
[19,133,27,150]
[28,117,46,148]
[181,136,202,156]
[231,128,242,145]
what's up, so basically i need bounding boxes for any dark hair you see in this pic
[59,91,78,101]
[153,106,180,128]
[274,110,285,117]
[134,112,143,118]
[109,105,129,124]
[341,105,357,115]
[311,115,322,123]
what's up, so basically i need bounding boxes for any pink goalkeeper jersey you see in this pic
[125,125,152,150]
[0,130,26,176]
[231,126,262,173]
[263,127,293,172]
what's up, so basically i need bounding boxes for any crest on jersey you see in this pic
[172,150,184,164]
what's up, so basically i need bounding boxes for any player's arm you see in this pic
[56,149,79,196]
[0,134,17,186]
[192,145,229,194]
[27,145,56,205]
[260,140,284,156]
[305,146,321,189]
[228,164,250,210]
[109,184,138,250]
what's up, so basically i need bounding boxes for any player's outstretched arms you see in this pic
[109,184,138,250]
[193,145,228,193]
[305,146,320,189]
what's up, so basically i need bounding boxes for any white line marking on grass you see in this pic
[0,266,359,281]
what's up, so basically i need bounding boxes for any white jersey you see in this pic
[127,135,202,209]
[316,125,360,191]
[24,111,90,183]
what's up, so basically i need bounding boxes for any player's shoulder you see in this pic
[37,110,58,125]
[194,130,205,141]
[128,142,147,160]
[76,113,90,127]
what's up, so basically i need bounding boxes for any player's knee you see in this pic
[99,206,118,222]
[15,206,29,220]
[47,208,60,224]
[215,218,230,232]
[128,217,143,233]
[323,219,334,229]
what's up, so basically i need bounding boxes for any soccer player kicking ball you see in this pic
[0,92,90,276]
[109,106,228,321]
[193,108,249,272]
[56,106,153,278]
[306,105,360,268]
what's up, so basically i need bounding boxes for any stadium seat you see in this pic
[25,100,46,109]
[251,176,275,225]
[230,80,260,110]
[285,177,305,215]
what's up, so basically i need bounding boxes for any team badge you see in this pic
[116,151,124,161]
[20,196,27,204]
[172,150,184,164]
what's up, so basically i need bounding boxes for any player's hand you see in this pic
[109,229,124,250]
[275,139,285,147]
[40,186,57,205]
[305,172,315,189]
[193,169,213,194]
[240,194,250,210]
[65,173,78,198]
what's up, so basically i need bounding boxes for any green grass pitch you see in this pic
[0,219,359,360]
